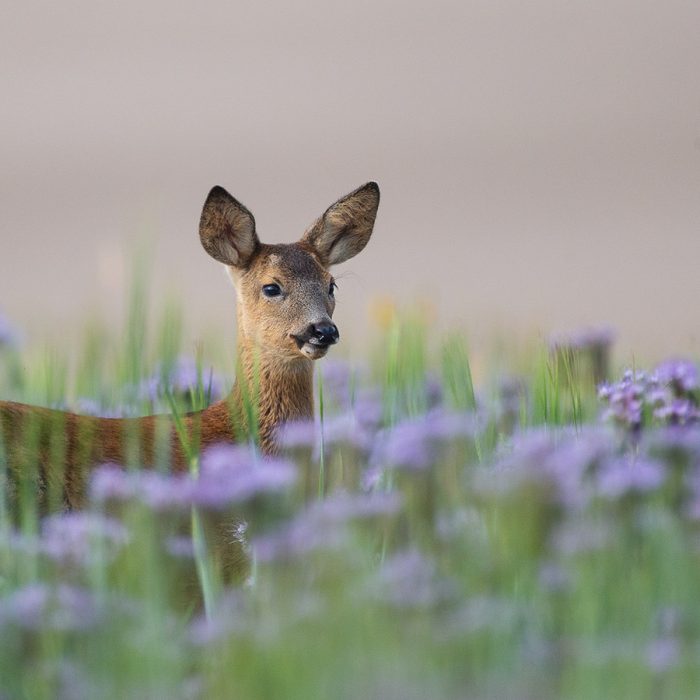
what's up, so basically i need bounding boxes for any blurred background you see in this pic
[2,0,699,363]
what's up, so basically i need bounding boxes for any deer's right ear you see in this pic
[302,182,380,266]
[199,186,259,268]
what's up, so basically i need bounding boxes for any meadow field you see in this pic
[1,289,699,700]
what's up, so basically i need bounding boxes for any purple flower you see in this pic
[596,456,666,500]
[372,409,477,472]
[321,358,354,406]
[369,548,455,608]
[600,363,700,432]
[135,472,195,510]
[321,412,375,453]
[89,464,137,503]
[654,398,700,425]
[378,420,433,470]
[90,449,296,513]
[41,512,129,565]
[89,464,192,511]
[278,412,376,459]
[477,426,613,510]
[276,419,318,450]
[252,491,400,564]
[654,359,698,395]
[192,444,297,509]
[308,490,402,523]
[646,637,680,673]
[252,510,348,563]
[599,373,646,431]
[351,388,384,430]
[0,584,100,631]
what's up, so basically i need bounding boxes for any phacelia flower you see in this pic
[193,444,297,509]
[371,409,477,472]
[600,362,700,432]
[0,584,100,632]
[654,359,698,395]
[41,512,129,566]
[368,548,455,608]
[596,456,666,500]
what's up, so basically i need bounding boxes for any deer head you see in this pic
[199,182,380,362]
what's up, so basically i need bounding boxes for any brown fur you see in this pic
[0,182,379,510]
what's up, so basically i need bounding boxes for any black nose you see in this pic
[311,322,339,345]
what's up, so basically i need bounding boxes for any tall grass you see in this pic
[0,289,699,699]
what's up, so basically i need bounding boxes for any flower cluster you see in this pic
[90,445,296,512]
[369,408,478,472]
[598,360,699,432]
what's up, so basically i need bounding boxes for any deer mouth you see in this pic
[291,334,335,360]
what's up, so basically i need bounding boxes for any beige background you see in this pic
[2,1,699,363]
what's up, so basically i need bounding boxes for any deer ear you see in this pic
[302,182,380,265]
[199,186,259,268]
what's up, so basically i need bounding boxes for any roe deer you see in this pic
[0,182,380,508]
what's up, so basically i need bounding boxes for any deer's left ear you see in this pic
[302,182,380,265]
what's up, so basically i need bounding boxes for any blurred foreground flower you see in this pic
[596,456,666,500]
[252,491,401,564]
[368,548,456,608]
[90,445,296,512]
[90,464,192,511]
[477,427,614,511]
[320,358,359,408]
[370,408,479,472]
[194,444,297,509]
[41,512,130,566]
[0,584,100,632]
[646,637,681,673]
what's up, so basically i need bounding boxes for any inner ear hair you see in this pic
[304,182,380,266]
[199,186,259,268]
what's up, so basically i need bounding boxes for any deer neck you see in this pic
[228,332,315,454]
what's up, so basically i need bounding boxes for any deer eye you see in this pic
[329,281,337,297]
[262,283,282,298]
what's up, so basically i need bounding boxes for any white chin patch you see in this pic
[301,343,329,360]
